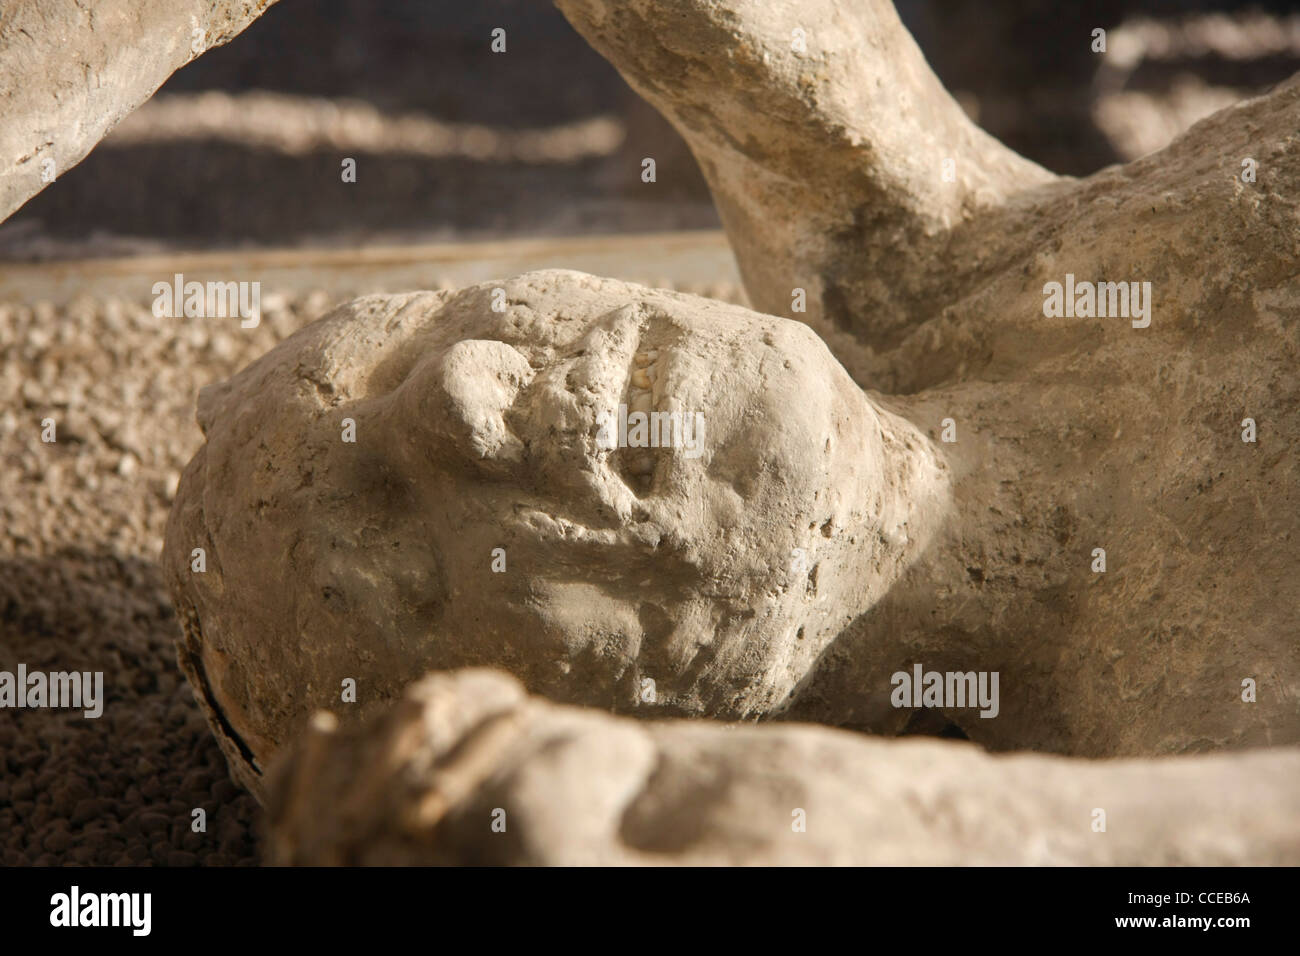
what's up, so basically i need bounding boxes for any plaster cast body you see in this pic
[266,669,1300,866]
[165,269,1298,798]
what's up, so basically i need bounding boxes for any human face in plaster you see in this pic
[372,295,895,719]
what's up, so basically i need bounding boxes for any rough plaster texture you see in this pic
[554,0,1300,388]
[158,0,1297,834]
[554,0,1300,754]
[8,0,1293,866]
[163,272,948,797]
[266,669,1300,866]
[554,0,1059,361]
[165,268,1298,800]
[0,0,278,223]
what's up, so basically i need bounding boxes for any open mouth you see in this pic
[608,345,665,493]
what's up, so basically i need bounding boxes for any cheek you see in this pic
[487,580,645,710]
[710,484,748,528]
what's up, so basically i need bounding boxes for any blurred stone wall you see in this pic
[2,0,1297,257]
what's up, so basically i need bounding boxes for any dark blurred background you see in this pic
[2,0,1298,259]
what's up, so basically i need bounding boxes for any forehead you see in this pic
[441,273,817,355]
[208,273,840,430]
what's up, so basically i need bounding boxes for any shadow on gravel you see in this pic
[0,549,262,866]
[5,141,717,255]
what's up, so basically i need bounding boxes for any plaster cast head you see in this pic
[165,271,944,785]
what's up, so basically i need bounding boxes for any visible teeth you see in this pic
[633,351,653,368]
[630,390,653,415]
[631,367,652,389]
